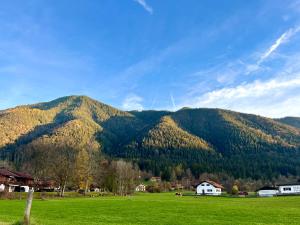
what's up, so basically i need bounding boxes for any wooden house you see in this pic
[0,167,34,192]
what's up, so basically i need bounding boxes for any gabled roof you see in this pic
[14,171,34,180]
[0,167,33,180]
[256,186,278,191]
[0,168,18,177]
[197,180,224,189]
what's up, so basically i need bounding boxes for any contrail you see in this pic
[170,93,176,111]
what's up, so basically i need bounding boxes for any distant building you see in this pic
[257,182,300,197]
[150,177,161,183]
[135,184,146,192]
[256,186,278,197]
[35,179,57,192]
[278,182,300,195]
[196,180,223,195]
[0,167,34,192]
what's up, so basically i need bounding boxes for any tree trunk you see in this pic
[61,181,66,197]
[24,189,34,225]
[84,180,89,195]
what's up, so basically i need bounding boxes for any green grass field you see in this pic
[0,193,300,225]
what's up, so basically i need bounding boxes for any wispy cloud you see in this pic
[181,56,300,118]
[122,94,144,111]
[180,25,300,118]
[133,0,153,14]
[181,74,300,117]
[170,93,176,111]
[183,26,300,101]
[259,26,300,63]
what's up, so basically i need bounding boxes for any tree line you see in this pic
[11,141,140,196]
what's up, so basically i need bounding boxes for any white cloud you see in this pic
[179,26,300,118]
[134,0,153,14]
[122,94,144,111]
[182,75,300,118]
[259,26,300,63]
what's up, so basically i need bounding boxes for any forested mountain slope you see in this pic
[0,96,300,179]
[277,117,300,129]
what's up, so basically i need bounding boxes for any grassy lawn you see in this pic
[0,193,300,225]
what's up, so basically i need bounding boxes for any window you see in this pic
[201,184,205,186]
[207,189,212,192]
[206,184,210,186]
[283,187,292,191]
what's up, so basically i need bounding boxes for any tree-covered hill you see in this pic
[0,96,300,179]
[276,117,300,129]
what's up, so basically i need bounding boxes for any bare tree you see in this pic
[113,160,138,196]
[49,145,77,197]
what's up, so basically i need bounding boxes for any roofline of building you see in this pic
[277,183,300,186]
[196,180,224,189]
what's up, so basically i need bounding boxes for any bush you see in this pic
[231,185,239,195]
[146,184,161,193]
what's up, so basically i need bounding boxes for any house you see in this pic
[278,182,300,195]
[0,167,34,192]
[150,177,161,183]
[196,180,223,195]
[35,179,57,192]
[135,184,146,192]
[256,186,278,197]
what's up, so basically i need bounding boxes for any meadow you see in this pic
[0,193,300,225]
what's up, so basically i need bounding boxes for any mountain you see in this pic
[1,95,300,179]
[276,117,300,129]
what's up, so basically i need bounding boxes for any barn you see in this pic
[196,180,223,195]
[256,186,278,197]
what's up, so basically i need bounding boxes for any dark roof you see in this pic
[277,183,300,187]
[197,180,224,189]
[0,167,33,180]
[0,168,18,177]
[256,186,278,191]
[14,171,34,180]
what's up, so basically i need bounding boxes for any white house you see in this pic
[278,183,300,195]
[135,184,146,192]
[257,186,278,197]
[196,180,223,195]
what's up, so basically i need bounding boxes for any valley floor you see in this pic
[0,193,300,225]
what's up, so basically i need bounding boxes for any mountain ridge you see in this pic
[1,95,300,179]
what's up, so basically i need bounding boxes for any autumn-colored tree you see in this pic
[75,141,100,194]
[231,185,239,195]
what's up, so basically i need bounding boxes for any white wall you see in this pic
[0,184,5,192]
[196,182,222,195]
[257,190,278,197]
[135,185,146,192]
[21,186,30,193]
[279,185,300,194]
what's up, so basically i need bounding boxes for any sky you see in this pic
[1,0,300,117]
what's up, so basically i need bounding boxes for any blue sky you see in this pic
[1,0,300,117]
